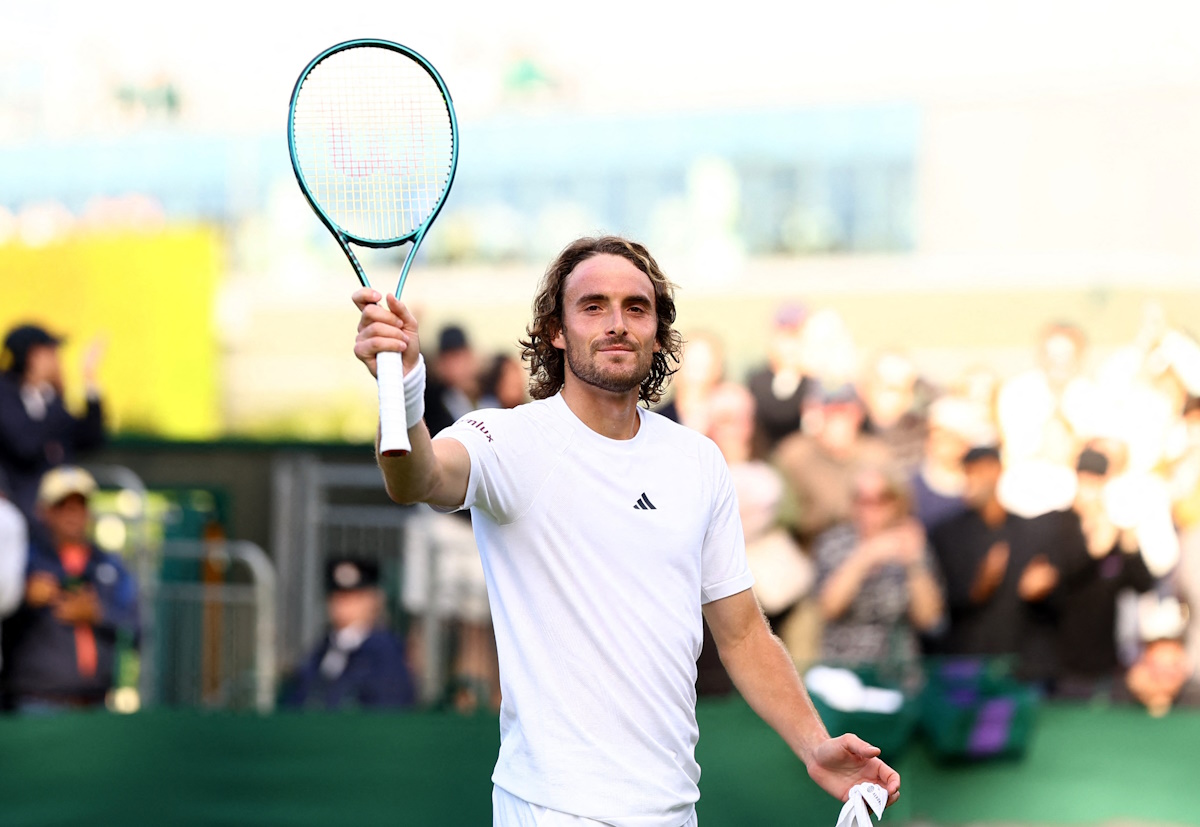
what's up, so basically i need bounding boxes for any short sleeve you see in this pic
[700,447,754,604]
[432,407,554,524]
[431,414,493,516]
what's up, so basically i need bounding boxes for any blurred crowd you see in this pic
[3,297,1199,719]
[321,302,1200,719]
[666,301,1200,716]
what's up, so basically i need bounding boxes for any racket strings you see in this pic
[292,46,455,242]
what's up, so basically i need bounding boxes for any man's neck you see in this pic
[560,380,642,440]
[331,623,372,651]
[54,534,88,551]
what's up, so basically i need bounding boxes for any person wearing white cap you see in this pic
[1,466,137,713]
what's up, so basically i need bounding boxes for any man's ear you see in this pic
[550,322,565,351]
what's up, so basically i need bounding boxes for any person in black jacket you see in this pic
[1054,446,1157,699]
[927,445,1069,686]
[0,324,105,526]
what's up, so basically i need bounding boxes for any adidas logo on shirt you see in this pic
[633,493,656,510]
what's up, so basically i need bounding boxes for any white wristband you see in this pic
[403,353,426,427]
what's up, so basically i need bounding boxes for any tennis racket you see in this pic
[288,38,459,456]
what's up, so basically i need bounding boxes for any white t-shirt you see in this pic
[434,394,753,827]
[0,497,29,670]
[0,498,27,619]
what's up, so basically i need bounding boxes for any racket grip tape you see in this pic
[377,350,422,456]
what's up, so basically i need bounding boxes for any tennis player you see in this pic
[352,236,900,827]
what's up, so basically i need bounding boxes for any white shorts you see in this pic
[492,785,699,827]
[402,506,491,623]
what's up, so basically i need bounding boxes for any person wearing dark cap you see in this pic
[1053,444,1157,699]
[926,442,1073,686]
[1,466,138,713]
[423,324,480,437]
[279,557,416,711]
[0,323,106,525]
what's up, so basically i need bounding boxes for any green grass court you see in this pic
[1,698,1196,826]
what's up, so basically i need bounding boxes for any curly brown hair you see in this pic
[520,236,683,406]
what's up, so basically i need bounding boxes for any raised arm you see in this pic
[702,589,901,806]
[352,289,471,509]
[72,337,107,453]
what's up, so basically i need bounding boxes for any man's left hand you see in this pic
[1018,555,1059,602]
[807,733,901,807]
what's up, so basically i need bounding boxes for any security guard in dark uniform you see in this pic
[280,557,416,710]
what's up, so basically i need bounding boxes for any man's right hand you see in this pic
[970,541,1009,604]
[25,572,60,607]
[352,289,422,378]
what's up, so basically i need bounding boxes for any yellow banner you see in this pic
[1,228,220,439]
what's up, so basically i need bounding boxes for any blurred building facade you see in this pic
[3,10,1200,441]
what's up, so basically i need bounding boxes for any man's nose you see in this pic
[606,309,626,336]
